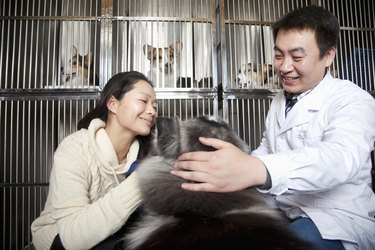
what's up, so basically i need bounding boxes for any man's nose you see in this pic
[279,58,293,72]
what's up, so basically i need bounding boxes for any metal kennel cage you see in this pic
[1,0,374,248]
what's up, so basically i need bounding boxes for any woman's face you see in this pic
[109,80,158,136]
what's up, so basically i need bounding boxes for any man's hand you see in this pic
[171,137,267,192]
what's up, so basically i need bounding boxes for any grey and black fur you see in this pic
[125,116,315,250]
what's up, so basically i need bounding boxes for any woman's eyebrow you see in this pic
[139,92,157,102]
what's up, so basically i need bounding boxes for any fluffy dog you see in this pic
[237,63,280,89]
[60,46,98,88]
[124,116,314,250]
[143,42,183,88]
[54,46,98,142]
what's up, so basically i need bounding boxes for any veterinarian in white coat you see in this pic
[251,73,375,250]
[173,6,375,250]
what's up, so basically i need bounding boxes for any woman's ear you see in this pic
[107,95,119,114]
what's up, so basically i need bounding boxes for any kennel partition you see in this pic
[1,0,374,248]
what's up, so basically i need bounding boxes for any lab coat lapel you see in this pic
[276,97,286,128]
[278,74,332,134]
[279,103,310,134]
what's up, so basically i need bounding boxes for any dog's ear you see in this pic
[143,44,154,60]
[182,116,250,154]
[154,117,181,158]
[264,64,274,83]
[240,63,247,73]
[267,64,274,74]
[71,46,78,57]
[84,51,93,66]
[170,42,183,54]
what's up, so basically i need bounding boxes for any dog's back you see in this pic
[125,116,315,250]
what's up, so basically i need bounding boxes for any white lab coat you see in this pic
[252,73,375,250]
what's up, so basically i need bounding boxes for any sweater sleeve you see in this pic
[49,135,142,250]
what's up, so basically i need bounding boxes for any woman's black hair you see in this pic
[77,71,154,158]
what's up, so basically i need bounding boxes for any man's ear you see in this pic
[324,47,336,67]
[107,95,119,113]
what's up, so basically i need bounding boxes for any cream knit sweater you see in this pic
[31,118,142,250]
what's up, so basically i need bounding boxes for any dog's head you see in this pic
[143,42,183,74]
[237,63,275,88]
[61,46,96,87]
[146,116,250,159]
[137,116,260,217]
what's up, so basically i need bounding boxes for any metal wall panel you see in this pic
[220,0,311,153]
[220,0,374,160]
[1,0,374,248]
[224,91,274,150]
[0,0,101,90]
[321,0,375,92]
[1,0,218,248]
[220,0,311,90]
[156,91,217,119]
[0,95,98,249]
[109,0,216,88]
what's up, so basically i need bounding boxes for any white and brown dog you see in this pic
[60,46,98,88]
[143,42,183,88]
[237,63,280,89]
[56,46,98,142]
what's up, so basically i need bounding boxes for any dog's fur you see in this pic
[143,42,183,88]
[124,116,315,250]
[237,63,280,89]
[60,46,98,87]
[56,46,98,142]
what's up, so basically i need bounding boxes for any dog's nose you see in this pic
[164,63,173,72]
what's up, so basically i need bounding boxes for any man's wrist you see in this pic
[258,168,272,190]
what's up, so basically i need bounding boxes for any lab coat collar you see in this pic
[278,73,333,134]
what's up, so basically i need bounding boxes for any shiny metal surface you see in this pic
[1,0,373,248]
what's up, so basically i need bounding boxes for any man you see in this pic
[172,5,375,250]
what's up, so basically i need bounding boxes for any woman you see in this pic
[31,71,158,249]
